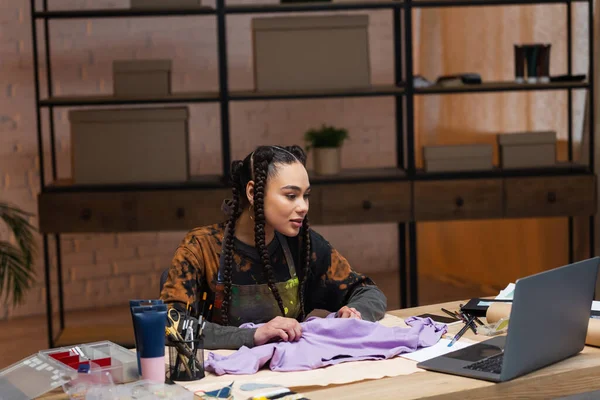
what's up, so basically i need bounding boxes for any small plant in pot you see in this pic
[304,124,349,175]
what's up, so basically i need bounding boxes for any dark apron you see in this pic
[212,231,301,327]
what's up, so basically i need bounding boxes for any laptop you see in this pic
[417,257,599,382]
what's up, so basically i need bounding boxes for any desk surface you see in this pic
[39,300,600,400]
[300,300,600,400]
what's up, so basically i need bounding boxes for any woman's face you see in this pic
[262,161,311,237]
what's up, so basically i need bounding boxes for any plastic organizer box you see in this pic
[39,340,139,384]
[0,340,139,400]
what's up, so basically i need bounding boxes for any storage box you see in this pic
[113,59,172,97]
[498,131,556,169]
[39,341,139,385]
[0,341,138,400]
[252,15,371,91]
[423,144,494,172]
[69,107,189,185]
[130,0,203,9]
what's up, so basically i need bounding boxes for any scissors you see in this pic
[167,308,183,340]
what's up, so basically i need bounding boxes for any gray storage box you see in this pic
[130,0,203,8]
[498,131,556,169]
[113,59,171,97]
[252,15,371,91]
[423,144,494,172]
[69,107,189,185]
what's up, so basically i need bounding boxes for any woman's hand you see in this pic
[253,316,303,346]
[337,306,362,319]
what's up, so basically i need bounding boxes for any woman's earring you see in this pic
[249,204,254,221]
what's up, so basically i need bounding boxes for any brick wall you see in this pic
[0,1,590,319]
[0,0,400,319]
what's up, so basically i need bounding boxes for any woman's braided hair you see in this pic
[220,145,312,325]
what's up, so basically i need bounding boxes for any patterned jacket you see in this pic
[160,222,387,349]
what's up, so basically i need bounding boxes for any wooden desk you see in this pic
[39,300,600,400]
[301,300,600,400]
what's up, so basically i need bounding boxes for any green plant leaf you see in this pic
[304,124,349,151]
[0,202,37,305]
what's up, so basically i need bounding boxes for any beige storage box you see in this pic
[498,131,556,169]
[113,59,172,97]
[130,0,203,8]
[252,15,371,91]
[69,107,189,185]
[423,144,494,172]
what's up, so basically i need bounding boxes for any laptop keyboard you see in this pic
[463,353,504,374]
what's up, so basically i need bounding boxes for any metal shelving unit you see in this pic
[30,0,595,347]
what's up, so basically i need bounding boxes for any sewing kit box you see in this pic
[423,144,494,172]
[113,59,172,97]
[69,107,189,185]
[0,341,139,400]
[252,15,371,91]
[130,0,203,8]
[497,131,556,169]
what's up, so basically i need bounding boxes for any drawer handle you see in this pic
[455,197,464,207]
[80,208,92,221]
[362,200,372,210]
[176,207,185,219]
[547,192,557,204]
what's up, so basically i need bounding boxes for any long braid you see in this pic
[253,156,287,317]
[283,145,311,321]
[220,161,243,326]
[298,217,311,321]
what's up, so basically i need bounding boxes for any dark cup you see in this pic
[514,45,525,83]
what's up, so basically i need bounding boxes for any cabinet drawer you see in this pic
[414,179,503,221]
[136,189,230,231]
[39,192,140,233]
[504,175,596,217]
[318,182,411,225]
[38,188,230,233]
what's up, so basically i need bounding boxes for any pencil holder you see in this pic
[165,337,204,383]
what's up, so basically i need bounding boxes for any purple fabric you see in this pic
[204,316,447,375]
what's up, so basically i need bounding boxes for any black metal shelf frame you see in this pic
[30,0,595,347]
[32,0,591,19]
[36,82,592,108]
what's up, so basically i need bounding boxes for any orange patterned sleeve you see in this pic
[308,230,387,321]
[160,245,204,311]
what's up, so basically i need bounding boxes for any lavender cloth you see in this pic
[204,316,447,375]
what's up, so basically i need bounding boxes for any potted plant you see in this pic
[0,202,37,306]
[304,124,349,175]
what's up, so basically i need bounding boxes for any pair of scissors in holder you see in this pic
[167,308,184,340]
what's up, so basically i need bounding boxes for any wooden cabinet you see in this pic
[318,181,411,225]
[38,175,597,233]
[39,188,230,233]
[39,192,140,233]
[505,175,596,218]
[135,189,230,231]
[414,179,503,221]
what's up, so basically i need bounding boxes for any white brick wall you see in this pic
[0,0,589,319]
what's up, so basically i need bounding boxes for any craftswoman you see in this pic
[160,145,387,349]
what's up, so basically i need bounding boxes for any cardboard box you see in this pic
[423,144,494,172]
[498,131,556,169]
[113,59,171,97]
[130,0,203,8]
[252,15,371,91]
[69,107,189,185]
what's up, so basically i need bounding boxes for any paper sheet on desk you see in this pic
[400,338,474,363]
[178,314,421,396]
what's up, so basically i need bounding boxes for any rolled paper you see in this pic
[486,302,512,324]
[586,318,600,347]
[486,302,600,348]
